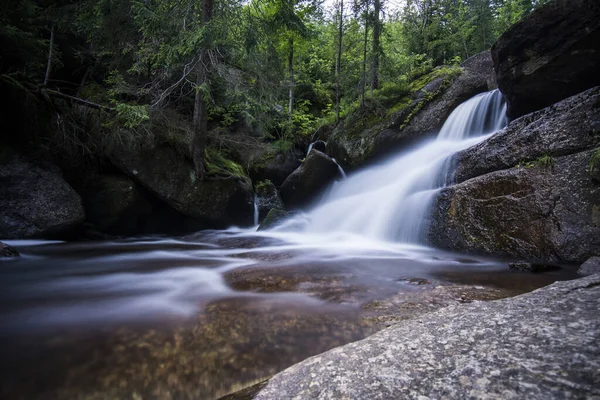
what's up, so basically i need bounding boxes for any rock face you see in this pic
[430,88,600,263]
[254,274,600,400]
[328,51,496,169]
[579,257,600,276]
[110,142,254,227]
[254,180,284,223]
[492,0,600,120]
[248,148,303,188]
[80,174,152,234]
[0,151,85,239]
[279,150,342,210]
[372,51,497,159]
[0,241,19,257]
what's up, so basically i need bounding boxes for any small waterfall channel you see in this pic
[281,90,506,243]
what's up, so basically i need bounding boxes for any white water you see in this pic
[276,90,506,243]
[253,195,259,225]
[0,90,509,332]
[332,158,347,179]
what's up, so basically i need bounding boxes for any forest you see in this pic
[2,0,600,399]
[1,0,548,178]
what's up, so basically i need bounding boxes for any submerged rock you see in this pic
[579,257,600,276]
[430,88,600,263]
[279,150,342,210]
[0,150,84,239]
[0,242,19,258]
[492,0,600,120]
[253,274,600,400]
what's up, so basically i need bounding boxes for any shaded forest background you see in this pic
[0,0,548,178]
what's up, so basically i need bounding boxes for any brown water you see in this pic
[0,230,578,399]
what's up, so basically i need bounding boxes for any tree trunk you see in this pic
[361,14,368,107]
[371,0,381,92]
[192,0,214,179]
[288,37,294,123]
[43,25,55,87]
[335,0,343,122]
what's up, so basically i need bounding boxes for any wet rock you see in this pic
[508,261,560,273]
[328,51,496,169]
[253,274,600,400]
[308,140,326,154]
[372,51,497,159]
[254,180,284,223]
[454,87,600,184]
[0,150,84,239]
[80,174,152,234]
[431,149,600,263]
[579,256,600,276]
[279,150,341,210]
[492,0,600,120]
[110,141,254,227]
[0,241,19,258]
[430,88,600,263]
[258,209,299,231]
[248,148,303,188]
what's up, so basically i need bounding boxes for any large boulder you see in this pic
[110,142,254,227]
[0,150,84,239]
[248,148,304,188]
[429,88,600,263]
[328,51,496,169]
[279,150,342,210]
[80,174,153,235]
[253,274,600,399]
[492,0,600,120]
[579,257,600,276]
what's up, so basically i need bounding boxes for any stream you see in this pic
[0,89,579,399]
[0,232,577,399]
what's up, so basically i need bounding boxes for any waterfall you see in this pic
[253,195,259,226]
[331,158,347,179]
[290,90,506,243]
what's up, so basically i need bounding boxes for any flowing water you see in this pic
[0,90,578,399]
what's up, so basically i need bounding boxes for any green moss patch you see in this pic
[205,148,247,178]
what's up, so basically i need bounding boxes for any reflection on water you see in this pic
[0,229,578,399]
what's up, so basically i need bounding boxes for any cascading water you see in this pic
[281,90,506,243]
[331,158,347,179]
[253,195,259,226]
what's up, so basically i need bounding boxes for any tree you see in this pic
[370,0,382,91]
[192,0,214,179]
[335,0,344,121]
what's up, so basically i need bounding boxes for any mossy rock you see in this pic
[258,209,299,231]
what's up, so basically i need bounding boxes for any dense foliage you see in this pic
[0,0,549,175]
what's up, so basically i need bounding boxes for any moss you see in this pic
[399,66,462,130]
[255,179,273,191]
[205,148,247,178]
[518,154,555,169]
[590,147,600,172]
